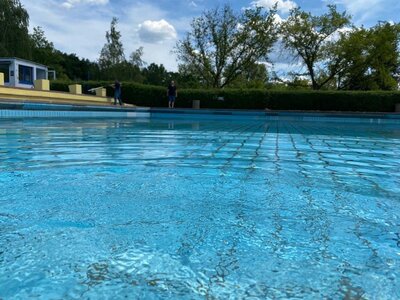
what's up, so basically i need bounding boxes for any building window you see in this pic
[19,65,33,84]
[0,62,10,82]
[36,68,47,80]
[48,70,57,80]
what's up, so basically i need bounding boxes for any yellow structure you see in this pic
[0,72,4,86]
[34,79,50,91]
[0,85,113,105]
[95,88,107,97]
[68,84,82,95]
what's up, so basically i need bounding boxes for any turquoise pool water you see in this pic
[0,118,399,299]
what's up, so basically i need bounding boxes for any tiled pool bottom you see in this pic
[0,118,399,299]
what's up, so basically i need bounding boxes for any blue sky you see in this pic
[20,0,400,72]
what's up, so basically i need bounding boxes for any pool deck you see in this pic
[0,99,399,123]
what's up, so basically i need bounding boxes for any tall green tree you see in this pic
[228,63,269,88]
[58,53,101,81]
[367,22,400,90]
[31,26,56,64]
[142,63,169,86]
[99,17,126,70]
[31,26,53,49]
[176,4,278,88]
[30,26,66,79]
[334,27,370,90]
[0,0,31,58]
[98,17,146,82]
[336,22,400,90]
[129,47,145,68]
[280,5,351,90]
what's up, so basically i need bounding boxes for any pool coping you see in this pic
[1,99,400,120]
[150,107,400,119]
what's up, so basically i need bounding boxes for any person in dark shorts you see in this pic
[167,81,177,108]
[112,80,123,106]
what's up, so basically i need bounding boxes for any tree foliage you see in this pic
[337,22,400,90]
[176,4,278,88]
[280,5,351,90]
[365,22,400,90]
[99,17,126,69]
[97,18,145,81]
[228,63,269,88]
[30,27,57,68]
[129,47,145,68]
[0,0,31,58]
[142,63,169,86]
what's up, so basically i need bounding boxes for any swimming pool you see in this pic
[0,117,399,299]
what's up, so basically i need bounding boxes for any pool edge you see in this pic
[1,100,400,124]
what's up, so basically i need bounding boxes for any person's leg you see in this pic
[115,90,122,105]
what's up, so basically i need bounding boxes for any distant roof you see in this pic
[0,57,48,68]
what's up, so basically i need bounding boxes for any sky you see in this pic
[20,0,400,73]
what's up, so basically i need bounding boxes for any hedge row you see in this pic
[50,81,400,112]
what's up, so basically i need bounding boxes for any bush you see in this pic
[50,81,400,112]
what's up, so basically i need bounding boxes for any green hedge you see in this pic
[50,81,400,112]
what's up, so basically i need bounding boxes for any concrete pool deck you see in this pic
[0,99,400,124]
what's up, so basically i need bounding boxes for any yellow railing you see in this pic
[0,73,113,105]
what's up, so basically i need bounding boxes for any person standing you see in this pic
[113,80,123,106]
[167,81,177,108]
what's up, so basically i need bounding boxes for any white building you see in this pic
[0,58,48,89]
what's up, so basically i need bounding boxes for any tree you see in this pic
[228,63,269,88]
[59,53,101,81]
[129,47,145,68]
[99,17,126,70]
[31,26,56,64]
[142,63,169,85]
[334,27,369,90]
[0,0,31,58]
[30,26,65,79]
[98,18,146,82]
[176,4,278,88]
[336,22,400,90]
[280,5,351,90]
[31,26,53,50]
[367,22,400,90]
[174,67,203,88]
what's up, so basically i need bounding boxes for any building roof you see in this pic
[0,57,48,68]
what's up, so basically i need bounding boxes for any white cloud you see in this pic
[325,26,354,43]
[61,0,108,9]
[327,0,381,15]
[61,2,73,9]
[138,19,177,44]
[273,13,284,24]
[251,0,297,14]
[325,0,391,24]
